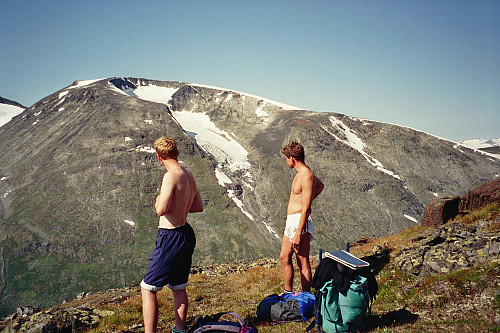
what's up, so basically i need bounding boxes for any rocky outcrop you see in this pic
[421,178,500,227]
[2,287,138,333]
[421,196,461,227]
[459,178,500,212]
[4,307,115,333]
[394,219,500,277]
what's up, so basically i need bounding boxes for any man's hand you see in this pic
[290,233,301,249]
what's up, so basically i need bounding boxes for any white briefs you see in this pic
[284,213,314,241]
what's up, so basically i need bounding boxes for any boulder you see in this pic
[459,179,500,212]
[421,196,461,227]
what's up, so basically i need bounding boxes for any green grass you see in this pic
[80,253,500,333]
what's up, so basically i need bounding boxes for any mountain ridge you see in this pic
[0,77,498,317]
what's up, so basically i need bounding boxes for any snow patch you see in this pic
[170,110,272,233]
[215,168,232,186]
[172,111,251,172]
[0,103,24,127]
[133,85,179,104]
[228,189,254,220]
[68,79,103,89]
[110,80,179,105]
[133,145,155,154]
[255,102,270,122]
[404,214,419,224]
[263,221,281,239]
[324,116,402,180]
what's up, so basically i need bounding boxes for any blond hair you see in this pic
[281,141,305,161]
[154,137,179,159]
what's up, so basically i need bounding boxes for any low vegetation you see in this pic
[78,204,500,333]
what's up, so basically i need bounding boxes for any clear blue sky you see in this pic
[1,1,498,142]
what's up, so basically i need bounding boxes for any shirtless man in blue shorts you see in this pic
[141,137,204,333]
[279,141,324,293]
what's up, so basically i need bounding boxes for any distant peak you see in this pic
[0,96,27,109]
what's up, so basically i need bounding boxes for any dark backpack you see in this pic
[187,311,257,333]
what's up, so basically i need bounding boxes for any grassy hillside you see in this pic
[5,204,499,332]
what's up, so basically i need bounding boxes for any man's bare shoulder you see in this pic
[162,167,185,182]
[296,168,314,181]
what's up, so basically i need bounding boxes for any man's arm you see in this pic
[189,188,204,213]
[312,176,324,200]
[155,172,175,216]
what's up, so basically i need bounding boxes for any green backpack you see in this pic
[313,275,370,333]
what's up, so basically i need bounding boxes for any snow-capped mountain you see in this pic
[460,138,500,149]
[0,77,498,316]
[459,138,500,158]
[0,97,25,127]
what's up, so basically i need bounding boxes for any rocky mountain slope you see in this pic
[0,77,498,317]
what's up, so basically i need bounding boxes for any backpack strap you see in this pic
[189,311,246,333]
[306,290,324,332]
[194,324,241,332]
[219,311,245,326]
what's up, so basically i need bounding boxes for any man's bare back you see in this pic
[156,165,203,228]
[142,137,203,333]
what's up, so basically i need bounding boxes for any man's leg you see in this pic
[295,233,312,292]
[142,288,159,333]
[279,235,295,292]
[173,289,188,331]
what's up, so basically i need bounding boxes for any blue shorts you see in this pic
[140,223,196,291]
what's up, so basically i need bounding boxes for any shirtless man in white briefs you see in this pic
[279,141,324,293]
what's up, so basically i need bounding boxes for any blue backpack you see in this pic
[280,291,316,321]
[308,275,370,333]
[256,291,315,324]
